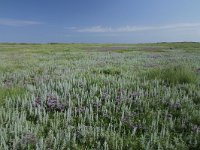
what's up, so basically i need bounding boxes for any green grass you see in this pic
[92,67,121,76]
[146,65,197,84]
[0,87,26,106]
[0,42,200,149]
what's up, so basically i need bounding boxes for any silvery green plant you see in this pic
[0,43,200,149]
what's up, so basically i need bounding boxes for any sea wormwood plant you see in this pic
[0,43,200,149]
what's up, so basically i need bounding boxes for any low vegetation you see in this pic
[0,43,200,149]
[146,65,197,84]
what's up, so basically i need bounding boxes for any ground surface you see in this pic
[0,42,200,149]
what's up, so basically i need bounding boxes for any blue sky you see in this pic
[1,0,200,43]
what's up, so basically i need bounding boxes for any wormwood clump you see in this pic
[13,132,37,150]
[146,65,197,84]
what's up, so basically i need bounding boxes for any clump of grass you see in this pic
[101,68,121,75]
[0,66,13,73]
[93,68,121,76]
[0,87,26,106]
[146,65,197,84]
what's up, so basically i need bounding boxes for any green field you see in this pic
[0,42,200,149]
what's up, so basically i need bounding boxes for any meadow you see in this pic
[0,42,200,149]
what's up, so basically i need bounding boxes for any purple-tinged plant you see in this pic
[76,107,86,113]
[46,94,65,112]
[32,96,41,108]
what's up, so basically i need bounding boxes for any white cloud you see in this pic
[77,26,112,33]
[74,23,200,33]
[0,18,42,26]
[65,26,77,30]
[158,23,200,30]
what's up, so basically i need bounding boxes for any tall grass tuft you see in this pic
[146,65,197,84]
[0,87,26,106]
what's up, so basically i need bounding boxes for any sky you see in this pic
[1,0,200,43]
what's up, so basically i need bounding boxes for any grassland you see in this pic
[0,42,200,149]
